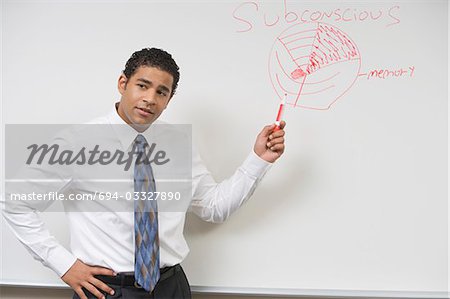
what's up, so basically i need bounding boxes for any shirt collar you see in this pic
[107,102,158,151]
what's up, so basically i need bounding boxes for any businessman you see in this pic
[2,48,286,299]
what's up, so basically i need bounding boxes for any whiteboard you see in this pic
[1,1,448,298]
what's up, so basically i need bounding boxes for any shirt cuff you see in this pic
[240,151,273,180]
[44,246,78,278]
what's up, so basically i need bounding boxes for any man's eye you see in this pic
[137,84,147,89]
[158,90,167,97]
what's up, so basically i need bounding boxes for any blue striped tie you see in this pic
[133,134,160,292]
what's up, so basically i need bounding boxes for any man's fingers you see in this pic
[75,287,88,299]
[89,277,115,296]
[269,143,285,152]
[260,124,276,138]
[266,137,284,148]
[260,122,286,139]
[82,281,105,299]
[91,267,116,277]
[269,128,285,140]
[86,267,115,297]
[62,260,116,299]
[269,131,285,141]
[254,122,287,163]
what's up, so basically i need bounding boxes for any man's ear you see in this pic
[118,73,128,95]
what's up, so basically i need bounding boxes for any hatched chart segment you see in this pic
[269,22,361,110]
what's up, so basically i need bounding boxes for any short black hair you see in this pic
[123,48,180,98]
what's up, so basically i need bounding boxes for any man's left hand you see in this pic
[253,121,286,163]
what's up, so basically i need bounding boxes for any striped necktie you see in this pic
[133,134,160,292]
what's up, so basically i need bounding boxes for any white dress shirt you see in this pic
[2,105,271,278]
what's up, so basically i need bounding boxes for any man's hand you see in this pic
[254,121,286,163]
[61,259,116,299]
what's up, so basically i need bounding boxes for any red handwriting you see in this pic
[360,66,415,80]
[233,1,401,33]
[232,2,258,33]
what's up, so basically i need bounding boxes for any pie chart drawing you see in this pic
[269,22,361,110]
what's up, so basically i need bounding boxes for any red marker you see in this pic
[274,94,286,131]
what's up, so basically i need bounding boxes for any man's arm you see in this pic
[1,206,77,275]
[1,132,116,299]
[189,122,286,222]
[2,205,117,299]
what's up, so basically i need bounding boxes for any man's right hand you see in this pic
[61,259,116,299]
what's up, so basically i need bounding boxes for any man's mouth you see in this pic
[136,107,153,116]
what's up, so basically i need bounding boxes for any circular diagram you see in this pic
[269,22,361,110]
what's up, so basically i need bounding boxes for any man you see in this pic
[2,48,286,299]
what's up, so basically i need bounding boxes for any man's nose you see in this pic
[142,93,157,105]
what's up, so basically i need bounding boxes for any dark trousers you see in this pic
[73,265,191,299]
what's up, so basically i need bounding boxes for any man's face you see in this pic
[117,66,174,131]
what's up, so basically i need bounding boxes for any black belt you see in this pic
[95,264,182,288]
